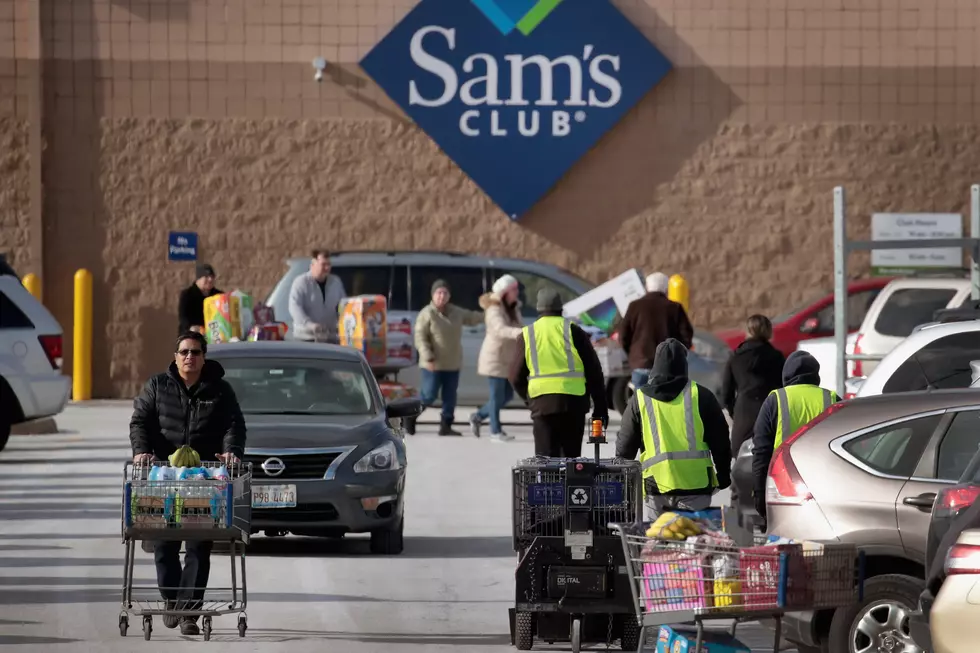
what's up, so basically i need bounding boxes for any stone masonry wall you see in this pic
[0,119,30,273]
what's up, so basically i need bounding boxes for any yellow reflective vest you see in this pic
[637,382,716,493]
[523,316,586,398]
[771,384,839,448]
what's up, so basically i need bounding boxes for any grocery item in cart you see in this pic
[739,543,812,609]
[656,625,750,653]
[246,322,288,341]
[641,550,711,612]
[711,553,742,610]
[647,512,702,541]
[168,445,201,467]
[378,380,418,401]
[231,290,256,337]
[204,293,242,343]
[339,295,387,365]
[253,302,276,326]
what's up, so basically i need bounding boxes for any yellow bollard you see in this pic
[73,269,93,401]
[668,274,690,313]
[22,273,41,302]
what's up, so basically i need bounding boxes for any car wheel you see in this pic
[0,418,9,453]
[828,574,924,653]
[369,517,404,555]
[611,376,631,415]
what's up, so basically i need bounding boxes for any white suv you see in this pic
[0,262,70,451]
[851,277,974,378]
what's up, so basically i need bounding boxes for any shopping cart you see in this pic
[508,422,644,652]
[119,461,252,641]
[613,523,866,652]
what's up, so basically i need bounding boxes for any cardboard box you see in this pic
[656,626,750,653]
[204,293,242,343]
[378,380,418,402]
[247,323,288,341]
[340,295,388,366]
[739,544,811,609]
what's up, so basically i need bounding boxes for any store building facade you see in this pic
[2,0,979,397]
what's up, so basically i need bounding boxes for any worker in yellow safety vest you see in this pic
[509,289,608,458]
[616,338,732,518]
[752,350,840,526]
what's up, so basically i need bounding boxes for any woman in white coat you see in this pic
[469,275,523,441]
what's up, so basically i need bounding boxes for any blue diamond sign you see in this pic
[360,0,672,220]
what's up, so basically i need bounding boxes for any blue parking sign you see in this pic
[168,232,198,262]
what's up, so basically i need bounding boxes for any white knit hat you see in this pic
[492,274,519,295]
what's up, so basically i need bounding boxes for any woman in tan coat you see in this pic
[469,275,523,441]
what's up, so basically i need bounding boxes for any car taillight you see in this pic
[38,334,63,370]
[933,485,980,519]
[851,334,864,377]
[945,543,980,576]
[766,401,849,506]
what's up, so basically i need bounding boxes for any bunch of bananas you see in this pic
[646,512,702,541]
[168,445,201,468]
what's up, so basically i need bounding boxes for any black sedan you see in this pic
[209,342,421,555]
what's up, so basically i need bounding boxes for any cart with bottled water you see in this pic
[612,519,866,653]
[508,423,645,652]
[119,461,252,641]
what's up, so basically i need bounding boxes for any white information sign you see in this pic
[871,213,963,274]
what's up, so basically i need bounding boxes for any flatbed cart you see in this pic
[120,461,253,641]
[508,422,644,652]
[612,523,866,652]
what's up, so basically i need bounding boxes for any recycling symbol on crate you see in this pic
[570,487,590,506]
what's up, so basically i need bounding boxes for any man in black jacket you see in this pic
[177,263,222,335]
[616,339,731,517]
[130,331,246,636]
[510,289,608,457]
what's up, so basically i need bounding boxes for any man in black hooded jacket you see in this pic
[130,331,246,636]
[752,350,838,527]
[616,339,731,517]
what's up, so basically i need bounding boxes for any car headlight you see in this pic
[353,441,402,473]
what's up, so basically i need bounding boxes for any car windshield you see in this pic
[220,358,375,416]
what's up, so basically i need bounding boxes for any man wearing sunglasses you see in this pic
[129,331,246,636]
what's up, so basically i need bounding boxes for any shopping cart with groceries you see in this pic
[508,420,645,652]
[611,516,867,653]
[119,460,252,641]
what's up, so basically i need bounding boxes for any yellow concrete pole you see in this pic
[668,274,690,313]
[22,273,41,302]
[73,269,92,401]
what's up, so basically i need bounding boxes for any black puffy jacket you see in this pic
[130,360,246,461]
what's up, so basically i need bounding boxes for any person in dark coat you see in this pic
[177,263,222,335]
[130,331,245,636]
[618,272,695,389]
[721,315,785,454]
[616,339,731,515]
[510,289,608,457]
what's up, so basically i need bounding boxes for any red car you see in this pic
[715,278,893,357]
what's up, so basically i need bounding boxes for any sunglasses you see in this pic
[177,349,204,357]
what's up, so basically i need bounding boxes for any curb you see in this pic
[11,417,59,435]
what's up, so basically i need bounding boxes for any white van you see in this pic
[851,278,974,377]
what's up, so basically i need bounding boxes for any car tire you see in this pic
[0,418,9,453]
[827,574,924,653]
[369,517,404,555]
[611,376,631,415]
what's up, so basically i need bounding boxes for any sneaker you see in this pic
[179,619,200,636]
[162,601,179,629]
[490,432,515,442]
[468,413,482,438]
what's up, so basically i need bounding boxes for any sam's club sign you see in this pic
[361,0,671,220]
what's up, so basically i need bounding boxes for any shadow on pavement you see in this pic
[0,544,72,552]
[0,509,119,521]
[0,635,82,645]
[0,457,128,465]
[0,472,119,479]
[0,492,114,500]
[5,443,129,452]
[0,532,117,540]
[0,619,39,625]
[242,629,511,646]
[0,557,150,568]
[242,535,514,559]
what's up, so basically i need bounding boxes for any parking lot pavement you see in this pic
[0,403,787,652]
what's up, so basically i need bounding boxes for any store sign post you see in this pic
[361,0,671,220]
[871,213,963,275]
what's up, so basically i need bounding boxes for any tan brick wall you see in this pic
[3,0,980,397]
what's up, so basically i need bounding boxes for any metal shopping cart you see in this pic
[508,423,644,652]
[613,523,866,652]
[119,461,252,641]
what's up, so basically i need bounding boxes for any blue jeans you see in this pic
[420,369,459,423]
[474,377,514,434]
[631,369,650,389]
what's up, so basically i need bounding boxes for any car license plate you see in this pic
[252,485,297,508]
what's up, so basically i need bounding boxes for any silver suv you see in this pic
[265,251,728,408]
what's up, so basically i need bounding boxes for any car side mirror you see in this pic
[799,317,821,334]
[386,398,423,420]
